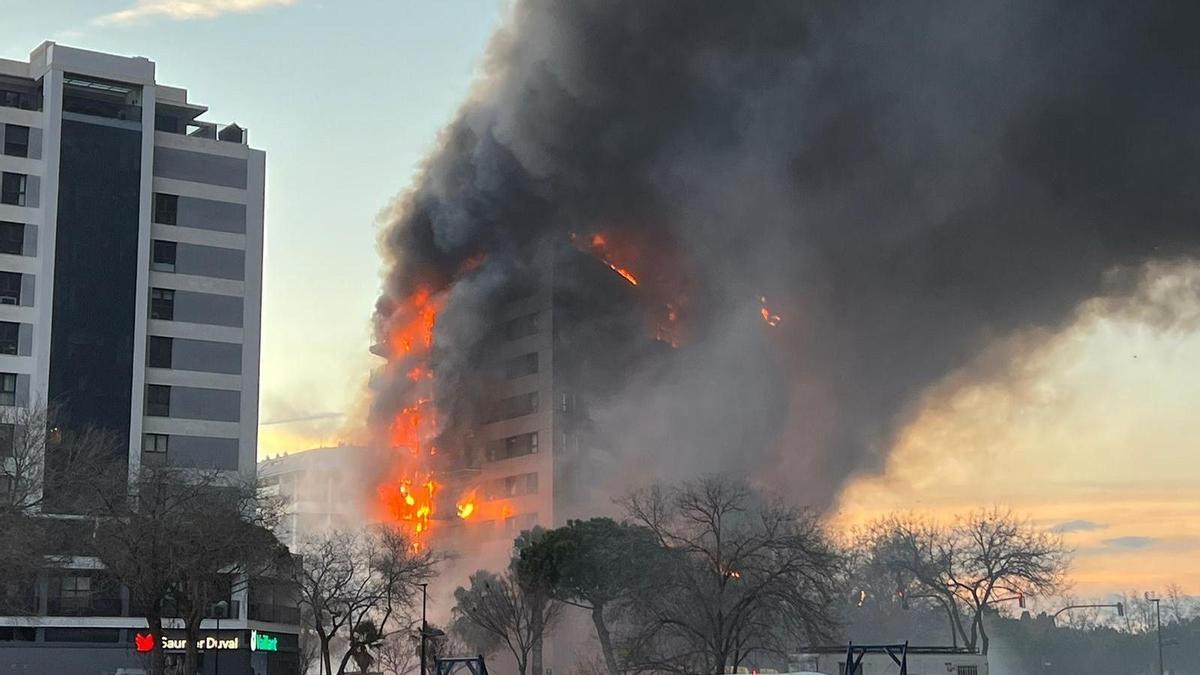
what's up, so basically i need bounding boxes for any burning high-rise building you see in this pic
[363,237,674,553]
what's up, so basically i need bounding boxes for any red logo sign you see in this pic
[135,632,155,652]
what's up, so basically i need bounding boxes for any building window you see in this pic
[489,392,538,422]
[499,472,538,497]
[151,240,176,273]
[0,423,14,457]
[0,222,24,255]
[0,272,19,305]
[1,173,26,206]
[143,433,168,454]
[488,432,538,461]
[3,125,29,158]
[504,513,538,534]
[153,193,178,225]
[147,336,172,368]
[0,322,17,355]
[504,312,540,341]
[146,385,170,416]
[504,352,538,379]
[0,373,16,406]
[150,288,174,320]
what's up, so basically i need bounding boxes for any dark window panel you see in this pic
[3,125,29,158]
[151,240,176,272]
[0,321,17,355]
[150,288,174,320]
[146,384,170,416]
[0,172,26,206]
[153,193,178,225]
[0,221,24,255]
[147,336,173,368]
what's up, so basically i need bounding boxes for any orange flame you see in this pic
[376,476,438,545]
[456,489,478,520]
[572,232,639,286]
[374,286,450,548]
[388,288,441,356]
[759,296,781,327]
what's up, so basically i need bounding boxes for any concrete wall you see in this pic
[168,384,240,422]
[171,337,241,374]
[168,434,239,469]
[176,195,246,233]
[154,146,247,189]
[176,241,244,280]
[172,289,243,327]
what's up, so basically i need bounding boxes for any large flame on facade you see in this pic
[369,229,789,549]
[369,287,446,548]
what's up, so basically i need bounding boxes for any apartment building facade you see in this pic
[0,43,296,674]
[434,246,652,552]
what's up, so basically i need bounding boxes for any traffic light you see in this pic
[1117,601,1125,617]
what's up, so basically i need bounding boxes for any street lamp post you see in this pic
[212,600,229,675]
[1146,593,1164,675]
[420,583,429,675]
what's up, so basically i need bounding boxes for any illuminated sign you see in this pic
[133,632,244,652]
[162,635,241,651]
[251,630,279,652]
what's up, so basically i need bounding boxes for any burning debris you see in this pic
[366,0,1200,520]
[759,297,781,328]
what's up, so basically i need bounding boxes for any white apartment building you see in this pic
[0,43,294,675]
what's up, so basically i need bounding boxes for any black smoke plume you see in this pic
[373,0,1200,507]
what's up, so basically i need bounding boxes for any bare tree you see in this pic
[298,620,323,675]
[868,508,1070,654]
[0,404,60,615]
[69,459,287,675]
[162,471,289,675]
[0,403,49,512]
[375,628,419,675]
[451,568,561,675]
[620,475,842,674]
[1165,583,1190,625]
[292,526,438,675]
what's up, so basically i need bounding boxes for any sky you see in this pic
[3,0,1197,597]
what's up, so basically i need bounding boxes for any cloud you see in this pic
[1051,519,1107,534]
[94,0,296,25]
[1102,536,1157,550]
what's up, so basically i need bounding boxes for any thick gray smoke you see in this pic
[373,0,1200,507]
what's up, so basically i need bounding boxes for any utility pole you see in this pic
[212,599,228,675]
[1146,593,1164,675]
[420,581,429,675]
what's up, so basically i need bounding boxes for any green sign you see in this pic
[250,630,279,652]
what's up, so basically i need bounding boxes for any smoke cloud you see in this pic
[372,1,1200,508]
